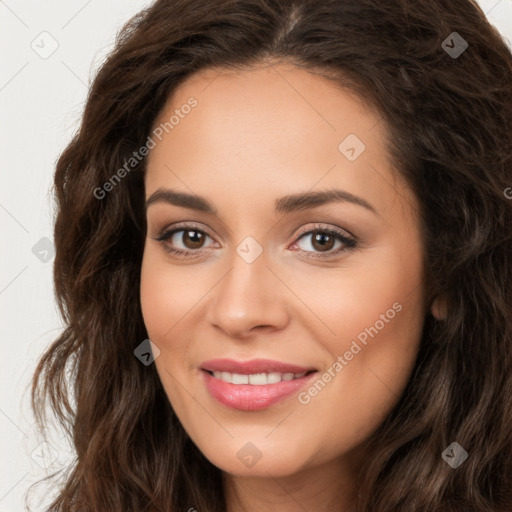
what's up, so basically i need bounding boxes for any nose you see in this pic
[207,250,290,339]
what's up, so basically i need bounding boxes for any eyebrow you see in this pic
[275,189,378,215]
[145,188,378,216]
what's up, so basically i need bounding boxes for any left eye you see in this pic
[294,230,352,253]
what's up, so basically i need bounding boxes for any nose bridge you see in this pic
[224,253,265,303]
[208,244,289,337]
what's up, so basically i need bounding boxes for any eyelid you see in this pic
[153,221,217,241]
[292,223,356,241]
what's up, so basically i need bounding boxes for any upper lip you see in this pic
[200,358,317,375]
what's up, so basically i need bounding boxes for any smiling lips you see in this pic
[200,358,318,411]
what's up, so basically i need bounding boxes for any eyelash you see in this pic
[153,222,357,259]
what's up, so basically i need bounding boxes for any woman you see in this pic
[31,0,512,510]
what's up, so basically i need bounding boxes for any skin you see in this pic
[140,61,442,512]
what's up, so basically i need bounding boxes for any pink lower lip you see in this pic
[201,370,317,411]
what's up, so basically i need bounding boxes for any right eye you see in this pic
[155,225,218,256]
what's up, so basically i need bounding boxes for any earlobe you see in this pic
[430,295,448,320]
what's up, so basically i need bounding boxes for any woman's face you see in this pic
[140,63,427,478]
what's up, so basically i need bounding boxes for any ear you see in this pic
[430,294,447,320]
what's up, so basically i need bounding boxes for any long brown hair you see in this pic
[30,0,512,510]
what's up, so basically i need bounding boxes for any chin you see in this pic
[199,439,313,478]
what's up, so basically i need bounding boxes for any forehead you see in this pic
[145,63,415,219]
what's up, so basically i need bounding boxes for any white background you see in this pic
[1,1,511,510]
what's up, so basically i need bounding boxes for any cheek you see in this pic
[296,294,424,462]
[140,248,207,344]
[140,251,194,408]
[299,271,424,404]
[140,255,173,341]
[281,258,423,352]
[288,244,425,423]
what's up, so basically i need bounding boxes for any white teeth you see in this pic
[267,372,282,384]
[249,373,267,385]
[211,371,308,385]
[232,373,249,384]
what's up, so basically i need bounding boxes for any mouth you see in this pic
[200,358,318,411]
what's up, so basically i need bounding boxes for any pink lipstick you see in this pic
[200,358,317,411]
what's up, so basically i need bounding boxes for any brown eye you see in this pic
[156,227,216,254]
[310,231,335,252]
[293,227,356,256]
[182,230,205,249]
